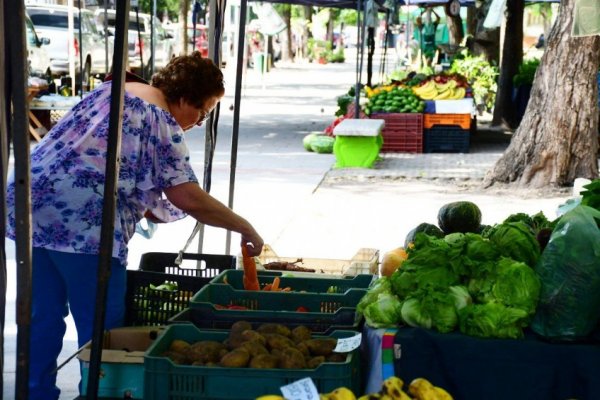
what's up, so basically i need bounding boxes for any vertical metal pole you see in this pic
[354,0,363,118]
[225,0,248,254]
[151,0,156,75]
[85,0,130,398]
[0,0,10,396]
[104,0,109,73]
[78,0,83,94]
[5,1,31,398]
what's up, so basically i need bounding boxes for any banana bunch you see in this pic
[412,80,466,101]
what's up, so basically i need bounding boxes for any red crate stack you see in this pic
[370,113,424,153]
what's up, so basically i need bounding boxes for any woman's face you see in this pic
[173,95,222,131]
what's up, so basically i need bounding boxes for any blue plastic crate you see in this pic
[424,125,470,153]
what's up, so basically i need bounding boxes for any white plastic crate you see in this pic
[236,244,379,278]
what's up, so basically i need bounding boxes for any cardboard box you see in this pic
[78,326,162,399]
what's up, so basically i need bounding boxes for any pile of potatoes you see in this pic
[162,321,348,369]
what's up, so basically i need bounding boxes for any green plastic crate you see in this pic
[210,270,375,294]
[190,284,367,314]
[168,307,363,335]
[143,325,362,400]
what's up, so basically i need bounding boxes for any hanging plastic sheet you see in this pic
[572,0,600,37]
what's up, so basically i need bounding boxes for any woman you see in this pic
[6,52,263,399]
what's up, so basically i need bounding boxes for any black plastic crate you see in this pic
[125,270,210,326]
[424,125,470,153]
[168,307,364,335]
[125,252,236,326]
[139,252,236,277]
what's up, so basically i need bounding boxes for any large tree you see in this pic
[484,0,600,188]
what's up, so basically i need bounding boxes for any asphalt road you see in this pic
[3,49,573,399]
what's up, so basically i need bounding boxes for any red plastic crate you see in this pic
[370,113,423,153]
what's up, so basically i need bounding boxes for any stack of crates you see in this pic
[370,113,424,153]
[423,113,472,153]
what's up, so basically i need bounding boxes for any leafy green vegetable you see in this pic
[458,303,529,339]
[363,292,403,328]
[420,288,460,333]
[487,222,541,267]
[580,179,600,211]
[449,285,472,311]
[357,277,392,315]
[401,298,433,330]
[513,58,540,87]
[490,257,541,315]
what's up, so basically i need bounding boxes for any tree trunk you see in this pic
[282,6,293,61]
[472,0,500,64]
[492,0,524,128]
[302,6,313,60]
[181,1,189,55]
[444,8,464,46]
[326,10,334,44]
[466,6,477,37]
[484,0,600,189]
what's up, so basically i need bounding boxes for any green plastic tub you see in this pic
[143,324,362,399]
[209,270,375,294]
[189,284,367,314]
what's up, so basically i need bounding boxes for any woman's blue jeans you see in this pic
[28,247,126,400]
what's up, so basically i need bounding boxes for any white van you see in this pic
[27,4,113,90]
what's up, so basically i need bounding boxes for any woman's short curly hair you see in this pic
[151,51,224,108]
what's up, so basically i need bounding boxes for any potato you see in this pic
[305,338,337,356]
[306,355,326,369]
[290,325,312,343]
[257,323,292,337]
[249,353,279,369]
[187,340,227,364]
[266,334,295,351]
[220,348,251,368]
[278,347,306,369]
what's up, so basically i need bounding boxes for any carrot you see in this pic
[242,245,260,291]
[262,284,273,291]
[271,277,280,291]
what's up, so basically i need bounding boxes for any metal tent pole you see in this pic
[4,0,31,398]
[85,0,130,398]
[78,0,83,94]
[0,0,8,395]
[354,0,363,118]
[225,0,248,254]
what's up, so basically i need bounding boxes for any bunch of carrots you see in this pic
[241,246,292,292]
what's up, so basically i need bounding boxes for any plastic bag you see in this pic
[135,218,158,239]
[531,205,600,341]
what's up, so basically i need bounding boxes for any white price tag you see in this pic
[280,378,319,400]
[333,333,362,353]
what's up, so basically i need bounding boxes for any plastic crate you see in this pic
[125,270,211,326]
[239,244,379,277]
[79,326,161,399]
[424,113,471,130]
[168,307,363,335]
[139,252,236,277]
[210,270,375,294]
[370,113,423,153]
[190,284,366,314]
[424,125,470,153]
[143,325,362,399]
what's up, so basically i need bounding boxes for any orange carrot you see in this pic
[271,277,280,291]
[242,246,260,291]
[263,284,273,291]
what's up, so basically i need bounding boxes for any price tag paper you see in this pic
[280,378,319,400]
[333,333,362,353]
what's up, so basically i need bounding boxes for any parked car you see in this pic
[25,13,51,80]
[96,9,175,78]
[26,4,113,91]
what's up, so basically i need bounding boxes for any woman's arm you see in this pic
[164,182,264,256]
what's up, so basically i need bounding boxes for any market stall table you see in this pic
[363,326,600,400]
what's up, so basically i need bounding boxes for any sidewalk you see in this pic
[3,49,572,399]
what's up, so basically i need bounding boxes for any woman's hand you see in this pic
[241,228,264,257]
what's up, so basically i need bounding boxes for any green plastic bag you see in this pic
[531,205,600,341]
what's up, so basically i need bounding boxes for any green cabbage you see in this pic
[363,292,403,328]
[449,285,472,311]
[487,222,541,267]
[401,298,432,329]
[490,257,541,314]
[458,303,529,339]
[357,277,392,315]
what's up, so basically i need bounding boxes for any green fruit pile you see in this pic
[365,86,425,115]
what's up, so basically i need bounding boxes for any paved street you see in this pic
[3,49,573,399]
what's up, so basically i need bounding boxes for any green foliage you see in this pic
[307,38,332,61]
[513,58,540,87]
[339,9,358,26]
[137,0,182,20]
[327,47,345,63]
[450,51,499,111]
[580,179,600,210]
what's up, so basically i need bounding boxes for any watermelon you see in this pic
[310,136,335,154]
[303,133,319,151]
[437,201,482,234]
[404,223,444,248]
